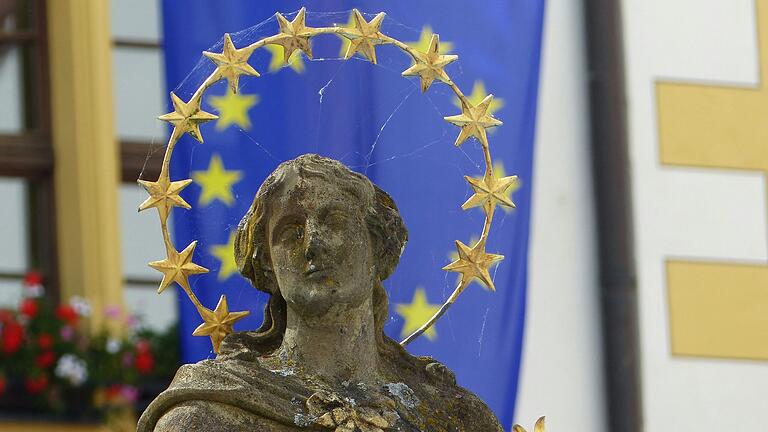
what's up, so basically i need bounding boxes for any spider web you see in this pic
[139,10,513,358]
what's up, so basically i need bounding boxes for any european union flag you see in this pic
[161,1,543,428]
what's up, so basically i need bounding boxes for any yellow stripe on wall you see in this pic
[47,0,124,332]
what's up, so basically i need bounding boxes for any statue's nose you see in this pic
[303,229,323,261]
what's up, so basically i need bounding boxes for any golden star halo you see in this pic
[462,171,519,217]
[443,238,504,293]
[141,8,521,353]
[157,92,218,145]
[444,94,503,148]
[148,241,209,294]
[340,9,387,64]
[271,7,315,63]
[137,175,192,222]
[193,295,250,354]
[401,34,458,93]
[203,33,260,94]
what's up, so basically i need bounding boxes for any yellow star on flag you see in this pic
[202,33,259,94]
[444,94,503,148]
[208,89,258,130]
[158,92,218,145]
[192,154,243,206]
[406,25,453,54]
[210,231,238,281]
[340,9,387,64]
[443,238,504,293]
[148,241,209,294]
[454,80,504,117]
[396,287,442,341]
[137,174,192,222]
[193,295,249,354]
[265,44,305,73]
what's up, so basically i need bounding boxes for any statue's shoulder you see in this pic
[154,400,300,432]
[417,359,504,431]
[138,357,309,432]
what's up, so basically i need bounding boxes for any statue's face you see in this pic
[267,176,375,317]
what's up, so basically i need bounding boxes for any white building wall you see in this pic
[515,1,607,430]
[621,0,768,430]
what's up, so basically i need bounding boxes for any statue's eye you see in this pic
[324,211,348,228]
[279,224,304,243]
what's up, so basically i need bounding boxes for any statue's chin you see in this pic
[285,282,369,320]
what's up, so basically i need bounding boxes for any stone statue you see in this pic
[138,154,503,431]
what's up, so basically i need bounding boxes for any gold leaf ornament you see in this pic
[513,416,546,432]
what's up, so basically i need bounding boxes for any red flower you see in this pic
[36,351,56,368]
[0,310,12,322]
[136,339,151,354]
[37,333,54,350]
[105,384,122,400]
[19,299,38,318]
[55,304,78,325]
[0,376,6,396]
[1,321,24,354]
[24,272,43,286]
[25,375,48,394]
[135,351,154,375]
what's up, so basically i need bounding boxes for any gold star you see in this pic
[406,25,453,54]
[513,417,546,432]
[341,9,387,64]
[444,94,503,148]
[265,44,305,73]
[149,241,208,294]
[396,287,442,341]
[203,33,259,94]
[158,92,218,145]
[454,80,504,117]
[192,154,243,206]
[443,238,503,292]
[482,161,521,214]
[448,235,480,262]
[210,231,238,281]
[193,295,249,354]
[208,89,258,130]
[462,170,518,216]
[402,34,457,93]
[137,175,192,222]
[271,7,314,64]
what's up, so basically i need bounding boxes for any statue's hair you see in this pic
[232,154,431,377]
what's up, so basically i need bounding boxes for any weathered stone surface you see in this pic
[138,154,502,432]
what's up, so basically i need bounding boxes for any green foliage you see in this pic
[0,273,179,417]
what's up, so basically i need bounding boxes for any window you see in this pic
[112,0,177,330]
[0,0,56,302]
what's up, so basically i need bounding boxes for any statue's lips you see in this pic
[303,265,331,279]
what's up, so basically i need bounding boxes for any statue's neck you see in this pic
[279,296,382,386]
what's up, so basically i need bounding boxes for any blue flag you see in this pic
[161,1,543,427]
